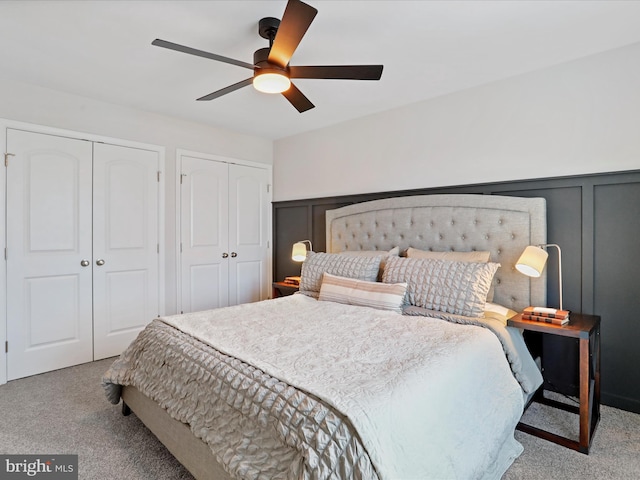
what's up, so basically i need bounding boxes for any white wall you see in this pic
[0,77,273,314]
[273,41,640,202]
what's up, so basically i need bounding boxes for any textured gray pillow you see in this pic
[382,256,500,317]
[406,247,495,302]
[300,251,382,295]
[338,246,400,281]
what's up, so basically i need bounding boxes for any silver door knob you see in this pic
[96,259,105,266]
[80,259,90,267]
[231,252,237,258]
[222,252,229,258]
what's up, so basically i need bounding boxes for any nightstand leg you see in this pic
[579,336,590,452]
[594,329,601,432]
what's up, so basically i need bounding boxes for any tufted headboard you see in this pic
[325,194,547,313]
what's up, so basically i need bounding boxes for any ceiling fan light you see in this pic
[253,71,291,94]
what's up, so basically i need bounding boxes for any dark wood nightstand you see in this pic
[508,312,601,454]
[272,281,299,298]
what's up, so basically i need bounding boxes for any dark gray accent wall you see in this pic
[273,169,640,413]
[594,181,640,410]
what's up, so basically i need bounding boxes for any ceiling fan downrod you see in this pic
[258,17,281,48]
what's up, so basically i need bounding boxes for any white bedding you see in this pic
[161,294,526,480]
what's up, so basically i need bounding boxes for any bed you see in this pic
[103,193,547,480]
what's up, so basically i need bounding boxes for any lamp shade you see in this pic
[515,245,549,278]
[292,242,308,262]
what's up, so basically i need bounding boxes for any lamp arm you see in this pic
[299,239,313,251]
[540,243,562,311]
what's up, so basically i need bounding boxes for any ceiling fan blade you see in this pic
[196,78,253,101]
[152,39,255,70]
[289,65,384,80]
[268,0,318,68]
[282,83,315,113]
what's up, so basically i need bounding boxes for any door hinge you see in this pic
[180,173,186,184]
[267,184,271,193]
[4,152,15,167]
[4,247,6,260]
[157,171,161,182]
[157,244,159,254]
[5,341,7,353]
[180,243,183,253]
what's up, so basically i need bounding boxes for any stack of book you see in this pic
[522,306,570,325]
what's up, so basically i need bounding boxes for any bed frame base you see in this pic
[121,385,232,480]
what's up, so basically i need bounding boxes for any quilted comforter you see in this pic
[103,295,535,480]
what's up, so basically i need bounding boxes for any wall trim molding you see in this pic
[274,168,640,207]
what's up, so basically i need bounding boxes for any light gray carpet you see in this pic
[504,393,640,480]
[0,358,191,479]
[1,358,639,479]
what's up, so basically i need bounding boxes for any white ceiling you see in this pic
[2,1,640,140]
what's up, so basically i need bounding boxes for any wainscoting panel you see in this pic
[274,205,311,281]
[273,169,640,413]
[594,180,640,412]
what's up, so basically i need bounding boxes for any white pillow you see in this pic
[319,273,407,313]
[484,302,518,326]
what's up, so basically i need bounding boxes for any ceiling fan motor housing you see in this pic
[253,46,290,93]
[254,47,274,68]
[254,47,288,78]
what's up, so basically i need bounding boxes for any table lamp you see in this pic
[515,243,563,311]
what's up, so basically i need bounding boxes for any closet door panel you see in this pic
[234,261,264,305]
[93,143,159,360]
[180,156,229,313]
[188,264,224,312]
[6,129,93,380]
[228,164,269,305]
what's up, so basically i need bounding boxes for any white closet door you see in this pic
[6,129,93,380]
[92,143,160,360]
[228,164,270,305]
[180,156,229,313]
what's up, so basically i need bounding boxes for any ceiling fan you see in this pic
[152,0,383,113]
